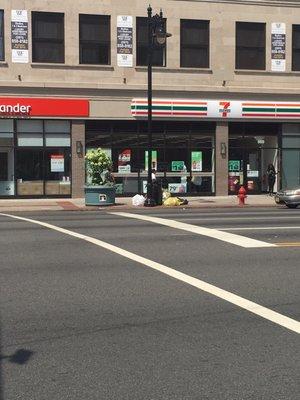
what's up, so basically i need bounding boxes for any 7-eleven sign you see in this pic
[219,101,231,118]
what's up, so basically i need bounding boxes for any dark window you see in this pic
[180,19,209,68]
[236,22,265,70]
[0,152,8,180]
[136,17,166,67]
[292,25,300,71]
[79,14,110,65]
[0,10,4,61]
[32,12,64,63]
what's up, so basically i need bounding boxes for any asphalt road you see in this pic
[0,207,299,400]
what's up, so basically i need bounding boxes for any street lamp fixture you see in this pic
[144,5,172,207]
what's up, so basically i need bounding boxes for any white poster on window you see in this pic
[117,16,133,67]
[11,10,29,63]
[271,23,286,72]
[51,155,64,172]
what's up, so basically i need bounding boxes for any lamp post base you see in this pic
[144,197,156,207]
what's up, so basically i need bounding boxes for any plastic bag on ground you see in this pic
[132,194,145,206]
[163,196,189,206]
[163,197,182,206]
[162,189,171,201]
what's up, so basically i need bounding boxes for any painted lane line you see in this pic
[274,243,300,247]
[110,212,276,248]
[177,216,300,222]
[1,213,299,334]
[219,226,300,231]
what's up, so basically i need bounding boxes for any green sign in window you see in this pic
[171,161,185,172]
[228,160,241,171]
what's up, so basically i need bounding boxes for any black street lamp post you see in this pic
[144,5,171,207]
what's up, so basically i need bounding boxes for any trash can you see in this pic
[152,180,163,205]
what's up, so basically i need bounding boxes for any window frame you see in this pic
[235,21,266,70]
[79,13,111,65]
[180,19,210,68]
[292,24,300,71]
[32,11,65,63]
[0,9,4,61]
[136,16,167,67]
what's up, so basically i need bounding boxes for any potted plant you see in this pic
[84,148,116,206]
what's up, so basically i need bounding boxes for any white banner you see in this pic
[11,10,28,63]
[271,22,286,72]
[117,16,133,67]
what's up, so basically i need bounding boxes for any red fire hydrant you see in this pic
[237,185,247,206]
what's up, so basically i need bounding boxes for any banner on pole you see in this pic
[11,10,28,63]
[117,16,133,67]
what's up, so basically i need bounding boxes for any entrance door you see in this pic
[228,148,260,194]
[0,149,15,196]
[245,149,261,193]
[229,139,279,195]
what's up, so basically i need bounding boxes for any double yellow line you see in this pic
[275,242,300,247]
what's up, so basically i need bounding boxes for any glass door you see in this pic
[245,148,261,193]
[0,120,15,197]
[0,148,15,196]
[229,135,278,194]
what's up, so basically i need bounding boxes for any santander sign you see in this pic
[0,103,31,115]
[0,98,89,117]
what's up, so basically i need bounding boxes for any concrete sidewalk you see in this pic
[0,195,277,212]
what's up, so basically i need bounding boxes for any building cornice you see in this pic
[172,0,300,7]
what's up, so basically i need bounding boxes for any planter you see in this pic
[84,185,116,206]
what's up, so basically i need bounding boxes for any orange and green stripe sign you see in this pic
[131,99,300,120]
[131,99,207,118]
[242,102,300,118]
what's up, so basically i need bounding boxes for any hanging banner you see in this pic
[51,155,64,172]
[11,10,28,63]
[118,149,131,172]
[117,16,133,67]
[191,152,202,172]
[145,150,157,171]
[271,23,286,72]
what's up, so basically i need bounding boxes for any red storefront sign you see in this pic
[0,98,89,117]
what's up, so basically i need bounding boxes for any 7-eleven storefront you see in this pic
[85,98,300,197]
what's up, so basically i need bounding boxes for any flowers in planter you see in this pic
[85,148,114,186]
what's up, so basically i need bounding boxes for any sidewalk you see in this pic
[0,195,277,212]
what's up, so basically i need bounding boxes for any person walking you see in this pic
[266,163,276,195]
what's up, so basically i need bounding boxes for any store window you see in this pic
[180,19,209,68]
[45,120,71,146]
[15,119,71,196]
[79,14,110,65]
[0,120,14,196]
[136,17,166,66]
[44,149,71,195]
[228,123,279,194]
[292,25,300,71]
[0,10,4,61]
[17,120,43,146]
[32,12,64,63]
[16,150,44,195]
[86,120,215,196]
[236,22,266,70]
[282,124,300,189]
